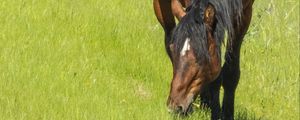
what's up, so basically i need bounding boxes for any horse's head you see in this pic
[167,2,221,115]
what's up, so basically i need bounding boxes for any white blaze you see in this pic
[180,38,190,56]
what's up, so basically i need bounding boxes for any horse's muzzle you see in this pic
[167,96,194,116]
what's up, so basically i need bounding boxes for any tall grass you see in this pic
[0,0,299,119]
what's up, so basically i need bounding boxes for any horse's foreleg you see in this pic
[199,75,222,120]
[221,1,253,119]
[153,0,176,58]
[153,0,176,34]
[221,46,242,120]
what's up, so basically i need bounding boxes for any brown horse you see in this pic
[153,0,254,119]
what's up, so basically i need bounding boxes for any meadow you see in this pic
[0,0,299,119]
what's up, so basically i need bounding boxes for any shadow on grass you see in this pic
[168,107,210,120]
[169,106,263,120]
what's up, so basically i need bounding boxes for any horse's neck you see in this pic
[207,31,221,80]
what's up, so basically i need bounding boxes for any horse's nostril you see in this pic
[176,106,183,112]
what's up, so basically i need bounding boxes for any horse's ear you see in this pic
[170,44,174,53]
[204,4,215,27]
[169,43,175,59]
[171,0,186,21]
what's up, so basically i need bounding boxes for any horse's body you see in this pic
[153,0,254,119]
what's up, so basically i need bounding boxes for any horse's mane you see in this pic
[171,0,243,64]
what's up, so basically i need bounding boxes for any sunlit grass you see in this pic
[0,0,298,119]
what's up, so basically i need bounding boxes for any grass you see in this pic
[0,0,299,119]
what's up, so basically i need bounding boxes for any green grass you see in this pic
[0,0,299,119]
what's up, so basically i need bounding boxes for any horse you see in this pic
[153,0,254,119]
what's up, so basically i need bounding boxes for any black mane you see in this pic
[171,0,243,63]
